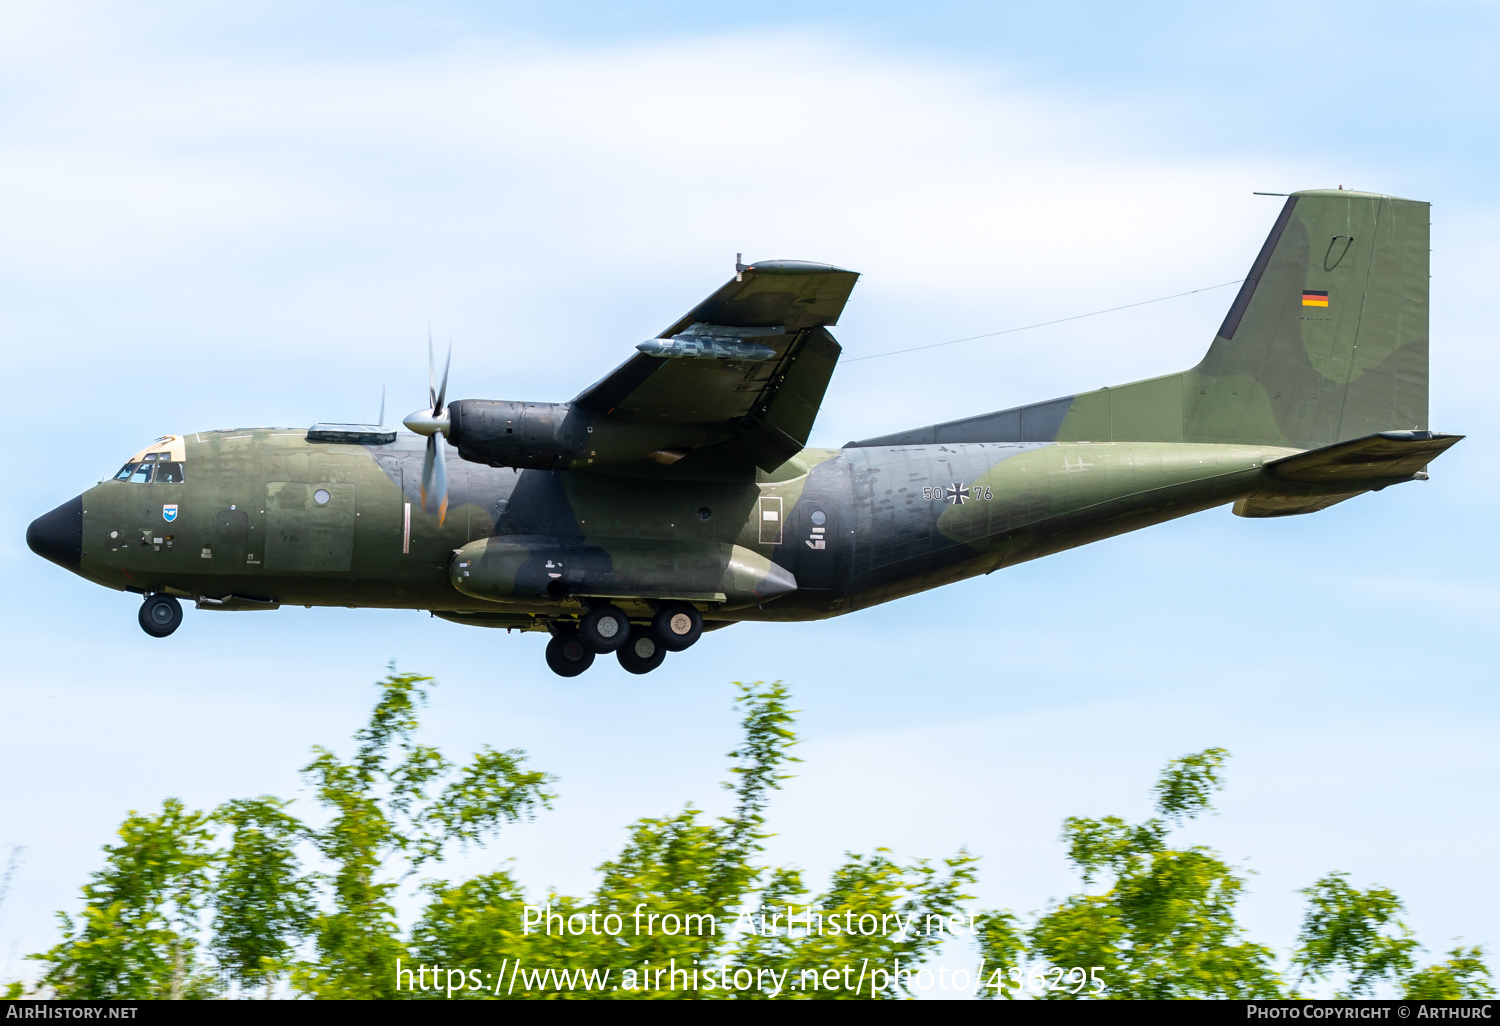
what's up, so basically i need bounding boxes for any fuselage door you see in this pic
[214,508,252,571]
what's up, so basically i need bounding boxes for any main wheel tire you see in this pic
[616,627,667,675]
[652,603,702,652]
[138,594,183,638]
[545,630,596,677]
[579,604,630,653]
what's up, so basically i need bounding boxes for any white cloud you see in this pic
[0,14,1295,436]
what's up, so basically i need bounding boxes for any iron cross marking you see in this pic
[946,483,969,505]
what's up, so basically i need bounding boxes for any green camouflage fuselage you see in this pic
[76,429,1300,628]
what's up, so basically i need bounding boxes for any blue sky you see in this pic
[2,0,1497,995]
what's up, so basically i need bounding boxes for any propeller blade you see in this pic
[434,433,449,527]
[404,334,453,439]
[420,434,436,507]
[419,433,450,527]
[414,329,452,525]
[434,342,451,415]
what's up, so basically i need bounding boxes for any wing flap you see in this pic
[732,327,842,468]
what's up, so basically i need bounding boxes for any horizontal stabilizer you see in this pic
[1265,430,1463,482]
[1234,430,1461,518]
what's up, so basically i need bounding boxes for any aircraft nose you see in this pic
[27,495,83,571]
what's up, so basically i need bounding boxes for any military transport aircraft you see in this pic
[27,189,1461,676]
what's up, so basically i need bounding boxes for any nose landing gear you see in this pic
[138,594,183,638]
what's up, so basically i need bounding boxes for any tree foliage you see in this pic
[1018,749,1282,999]
[33,799,219,998]
[292,669,554,998]
[18,674,1494,1001]
[211,798,314,997]
[408,681,980,1000]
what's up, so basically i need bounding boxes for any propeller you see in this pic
[402,334,452,526]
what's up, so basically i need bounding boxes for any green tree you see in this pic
[410,680,804,999]
[1402,946,1495,999]
[410,681,983,1000]
[1019,748,1283,999]
[211,797,314,998]
[735,851,980,999]
[1289,872,1428,998]
[974,750,1494,1001]
[25,677,1495,1002]
[1288,874,1494,999]
[292,669,555,999]
[34,799,219,998]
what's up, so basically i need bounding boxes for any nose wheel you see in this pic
[138,594,183,638]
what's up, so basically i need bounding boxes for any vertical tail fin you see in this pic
[1185,189,1429,447]
[846,189,1431,452]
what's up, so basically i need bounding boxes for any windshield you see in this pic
[113,460,185,483]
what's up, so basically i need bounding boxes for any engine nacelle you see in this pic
[447,400,731,471]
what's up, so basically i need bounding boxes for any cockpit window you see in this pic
[113,461,185,483]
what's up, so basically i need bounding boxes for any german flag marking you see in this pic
[1302,290,1330,307]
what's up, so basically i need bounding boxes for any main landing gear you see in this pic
[544,602,702,677]
[138,593,183,638]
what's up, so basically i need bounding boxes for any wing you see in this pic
[573,260,859,470]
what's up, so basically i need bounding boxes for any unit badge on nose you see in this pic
[162,504,179,523]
